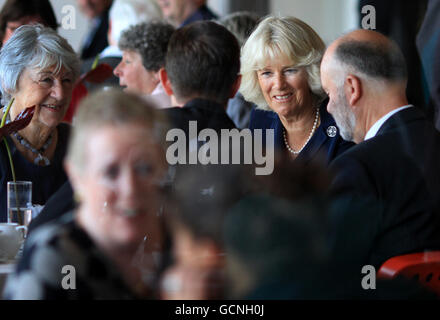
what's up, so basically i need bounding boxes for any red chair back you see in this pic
[378,251,440,296]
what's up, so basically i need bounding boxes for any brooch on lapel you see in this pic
[326,126,337,138]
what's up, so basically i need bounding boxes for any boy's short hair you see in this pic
[165,21,240,105]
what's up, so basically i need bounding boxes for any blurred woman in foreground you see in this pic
[4,90,169,299]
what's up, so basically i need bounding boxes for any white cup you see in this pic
[0,223,26,262]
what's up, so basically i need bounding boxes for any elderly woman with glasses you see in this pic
[0,25,80,222]
[241,16,353,165]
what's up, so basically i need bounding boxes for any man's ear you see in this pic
[159,68,174,97]
[344,74,362,107]
[229,74,242,99]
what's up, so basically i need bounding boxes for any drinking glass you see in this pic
[7,181,33,229]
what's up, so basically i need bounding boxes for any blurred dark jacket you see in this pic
[417,0,440,130]
[359,0,428,115]
[80,6,110,60]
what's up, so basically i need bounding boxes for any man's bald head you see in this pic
[324,29,407,83]
[321,30,409,143]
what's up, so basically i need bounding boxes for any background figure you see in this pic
[77,0,113,60]
[416,0,440,130]
[224,194,331,299]
[4,90,169,299]
[156,0,217,27]
[218,11,260,129]
[358,0,428,117]
[0,0,58,46]
[114,21,175,108]
[80,0,163,91]
[240,16,352,165]
[0,25,80,221]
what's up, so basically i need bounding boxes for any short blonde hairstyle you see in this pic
[240,16,326,110]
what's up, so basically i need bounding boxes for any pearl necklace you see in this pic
[12,131,53,166]
[283,108,320,155]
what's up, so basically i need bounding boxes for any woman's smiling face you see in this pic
[257,54,313,118]
[11,65,74,129]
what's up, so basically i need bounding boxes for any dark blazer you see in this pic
[164,98,236,134]
[328,107,440,270]
[163,98,238,193]
[80,8,111,60]
[249,100,354,166]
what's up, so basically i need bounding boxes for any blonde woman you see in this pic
[241,16,353,164]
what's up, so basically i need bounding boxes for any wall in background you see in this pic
[0,0,88,51]
[0,0,359,52]
[271,0,359,45]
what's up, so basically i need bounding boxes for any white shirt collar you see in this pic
[364,105,413,140]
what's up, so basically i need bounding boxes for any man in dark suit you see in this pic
[77,0,113,60]
[320,29,440,272]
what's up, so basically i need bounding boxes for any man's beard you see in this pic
[331,89,357,142]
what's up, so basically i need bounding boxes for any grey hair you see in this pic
[0,24,80,106]
[118,20,175,72]
[67,89,169,172]
[218,11,261,48]
[240,16,326,111]
[334,39,407,82]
